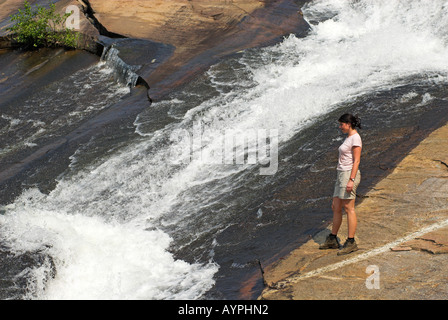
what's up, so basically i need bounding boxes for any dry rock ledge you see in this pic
[83,0,309,99]
[259,121,448,300]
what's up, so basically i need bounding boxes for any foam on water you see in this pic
[1,0,448,299]
[0,190,218,300]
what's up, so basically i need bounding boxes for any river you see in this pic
[1,0,448,300]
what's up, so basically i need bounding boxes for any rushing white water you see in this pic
[1,0,448,299]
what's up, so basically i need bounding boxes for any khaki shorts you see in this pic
[333,170,361,200]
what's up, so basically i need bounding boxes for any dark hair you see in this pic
[338,113,362,129]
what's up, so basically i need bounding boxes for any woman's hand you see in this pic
[346,180,354,193]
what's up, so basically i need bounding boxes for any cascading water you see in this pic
[100,45,141,88]
[1,0,448,299]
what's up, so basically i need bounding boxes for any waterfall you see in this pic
[1,0,448,300]
[100,45,146,88]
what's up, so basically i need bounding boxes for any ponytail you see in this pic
[339,113,362,130]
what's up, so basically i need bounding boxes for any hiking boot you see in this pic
[319,234,340,250]
[337,239,359,255]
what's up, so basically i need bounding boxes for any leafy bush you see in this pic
[7,1,79,49]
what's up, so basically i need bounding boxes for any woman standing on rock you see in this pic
[320,114,362,255]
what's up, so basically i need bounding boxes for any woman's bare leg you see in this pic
[331,197,343,235]
[342,199,357,238]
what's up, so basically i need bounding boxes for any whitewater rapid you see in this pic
[1,0,448,299]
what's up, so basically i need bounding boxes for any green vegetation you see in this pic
[7,1,79,49]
